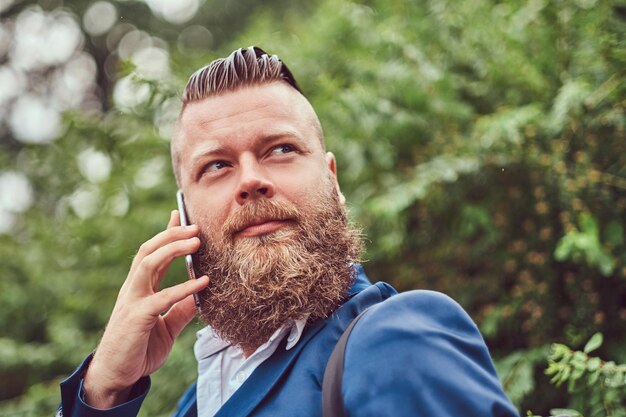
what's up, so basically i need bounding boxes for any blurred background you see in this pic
[0,0,625,415]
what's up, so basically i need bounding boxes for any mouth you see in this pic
[235,218,295,238]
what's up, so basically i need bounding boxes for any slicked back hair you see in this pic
[182,46,301,105]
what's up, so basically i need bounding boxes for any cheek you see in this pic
[186,177,240,227]
[274,160,333,196]
[276,176,319,206]
[280,173,336,210]
[187,197,228,234]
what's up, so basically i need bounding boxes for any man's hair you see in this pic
[182,46,301,106]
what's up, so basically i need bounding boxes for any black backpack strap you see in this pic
[322,308,370,417]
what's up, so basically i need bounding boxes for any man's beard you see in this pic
[194,183,362,353]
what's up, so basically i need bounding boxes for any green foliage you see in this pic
[545,333,626,416]
[496,346,549,407]
[1,0,625,416]
[555,214,616,276]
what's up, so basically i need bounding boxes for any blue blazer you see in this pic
[58,266,519,417]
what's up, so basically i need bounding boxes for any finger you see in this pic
[161,211,182,280]
[128,224,199,277]
[161,210,182,280]
[149,275,209,316]
[137,225,199,259]
[125,212,173,285]
[134,237,202,292]
[167,210,180,229]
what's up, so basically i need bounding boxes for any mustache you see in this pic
[222,199,302,238]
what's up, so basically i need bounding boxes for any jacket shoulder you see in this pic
[341,290,519,417]
[363,289,477,334]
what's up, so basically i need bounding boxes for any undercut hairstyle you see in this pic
[182,46,302,106]
[171,46,324,186]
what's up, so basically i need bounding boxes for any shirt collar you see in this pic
[194,326,229,361]
[194,315,309,361]
[285,316,308,350]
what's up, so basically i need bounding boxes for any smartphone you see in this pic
[176,190,203,310]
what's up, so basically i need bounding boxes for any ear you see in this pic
[326,152,346,206]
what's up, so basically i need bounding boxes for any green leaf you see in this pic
[572,351,587,364]
[550,409,582,417]
[583,332,603,354]
[554,233,573,261]
[608,370,625,388]
[558,366,571,386]
[567,374,579,392]
[587,369,600,386]
[586,357,601,372]
[571,364,586,381]
[554,214,616,275]
[597,251,616,276]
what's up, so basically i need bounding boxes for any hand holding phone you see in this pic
[82,206,208,409]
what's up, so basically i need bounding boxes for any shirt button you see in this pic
[235,371,247,383]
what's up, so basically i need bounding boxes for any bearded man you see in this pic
[57,47,519,417]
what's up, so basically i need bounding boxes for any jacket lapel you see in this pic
[213,317,327,417]
[179,394,198,417]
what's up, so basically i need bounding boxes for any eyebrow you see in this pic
[189,131,308,171]
[261,131,308,147]
[190,143,226,167]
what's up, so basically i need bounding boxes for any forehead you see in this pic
[176,82,318,148]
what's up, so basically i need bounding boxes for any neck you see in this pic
[242,346,257,358]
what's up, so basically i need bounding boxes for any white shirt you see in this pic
[194,318,308,417]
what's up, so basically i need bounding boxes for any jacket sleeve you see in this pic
[57,354,150,417]
[341,290,520,417]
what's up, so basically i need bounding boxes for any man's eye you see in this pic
[206,160,229,172]
[271,144,296,155]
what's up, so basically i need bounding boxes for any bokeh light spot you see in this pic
[77,148,112,184]
[177,25,213,55]
[135,157,165,189]
[0,171,34,213]
[9,94,63,144]
[83,1,118,36]
[69,185,101,219]
[10,7,83,71]
[0,66,25,107]
[132,46,170,80]
[113,75,151,111]
[144,0,201,25]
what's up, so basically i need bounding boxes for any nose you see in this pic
[235,157,275,205]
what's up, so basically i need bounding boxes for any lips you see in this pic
[223,199,301,239]
[235,218,294,238]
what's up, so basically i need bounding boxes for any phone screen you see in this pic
[176,190,203,310]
